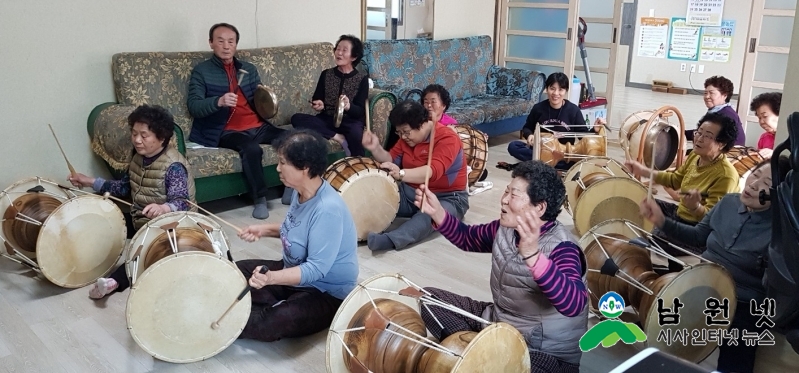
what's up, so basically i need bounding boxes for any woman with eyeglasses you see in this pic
[624,112,740,254]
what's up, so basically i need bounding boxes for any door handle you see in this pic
[612,27,617,43]
[567,27,573,40]
[749,37,757,53]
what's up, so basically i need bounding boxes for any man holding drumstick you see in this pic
[361,100,469,251]
[187,23,285,219]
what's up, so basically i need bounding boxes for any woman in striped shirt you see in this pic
[414,160,588,373]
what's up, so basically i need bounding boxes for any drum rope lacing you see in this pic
[128,211,228,286]
[583,220,711,309]
[329,274,496,368]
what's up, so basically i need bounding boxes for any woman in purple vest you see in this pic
[414,160,588,373]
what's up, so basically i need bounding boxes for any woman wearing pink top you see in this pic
[750,92,781,159]
[422,84,457,125]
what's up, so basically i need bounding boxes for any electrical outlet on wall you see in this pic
[680,63,687,72]
[698,65,705,74]
[690,64,697,73]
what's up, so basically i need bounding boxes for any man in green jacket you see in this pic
[187,23,285,219]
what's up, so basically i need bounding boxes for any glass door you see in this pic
[497,0,581,90]
[737,0,796,145]
[365,0,393,40]
[574,0,622,121]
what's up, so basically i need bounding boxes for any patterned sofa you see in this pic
[361,35,544,137]
[87,42,395,203]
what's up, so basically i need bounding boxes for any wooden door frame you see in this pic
[575,0,623,124]
[737,0,794,131]
[495,0,580,81]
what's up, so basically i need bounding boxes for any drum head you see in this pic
[620,111,681,170]
[641,262,736,363]
[324,157,400,241]
[0,177,72,260]
[563,157,632,213]
[448,322,530,373]
[326,274,420,373]
[126,251,249,363]
[572,177,652,236]
[125,211,231,283]
[37,195,126,288]
[253,86,279,120]
[578,218,641,249]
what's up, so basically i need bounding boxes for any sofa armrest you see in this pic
[486,65,546,101]
[368,88,397,148]
[88,103,137,178]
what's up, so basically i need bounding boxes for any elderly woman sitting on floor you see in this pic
[414,160,588,373]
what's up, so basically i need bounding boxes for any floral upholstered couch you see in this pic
[361,35,544,137]
[87,42,395,203]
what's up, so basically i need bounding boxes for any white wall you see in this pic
[0,0,360,189]
[629,0,750,92]
[433,0,495,40]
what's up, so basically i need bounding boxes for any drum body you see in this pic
[0,177,126,288]
[452,125,488,186]
[620,110,683,170]
[126,251,249,363]
[323,157,400,241]
[125,211,231,284]
[571,177,652,236]
[563,157,633,213]
[726,146,765,191]
[326,273,531,373]
[535,131,607,166]
[579,219,737,363]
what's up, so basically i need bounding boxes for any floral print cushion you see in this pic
[187,140,344,178]
[447,95,534,126]
[363,36,493,101]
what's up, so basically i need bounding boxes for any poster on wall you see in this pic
[668,17,701,61]
[410,0,424,6]
[700,19,735,63]
[686,0,725,26]
[637,17,670,58]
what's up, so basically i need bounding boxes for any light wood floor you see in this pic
[1,88,793,372]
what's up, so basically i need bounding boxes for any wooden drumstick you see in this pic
[646,140,657,200]
[365,100,371,133]
[48,124,77,177]
[184,200,243,234]
[211,265,268,330]
[101,192,133,207]
[237,69,248,89]
[420,121,437,214]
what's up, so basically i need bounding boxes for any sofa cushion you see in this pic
[363,36,493,101]
[186,140,344,178]
[447,95,533,126]
[111,43,335,138]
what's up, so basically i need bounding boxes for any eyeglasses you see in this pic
[703,90,720,97]
[395,129,415,138]
[692,131,718,141]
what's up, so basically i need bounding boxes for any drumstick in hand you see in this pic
[211,266,268,330]
[48,124,77,177]
[365,100,371,133]
[420,122,437,214]
[237,69,248,89]
[646,140,657,200]
[184,200,243,234]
